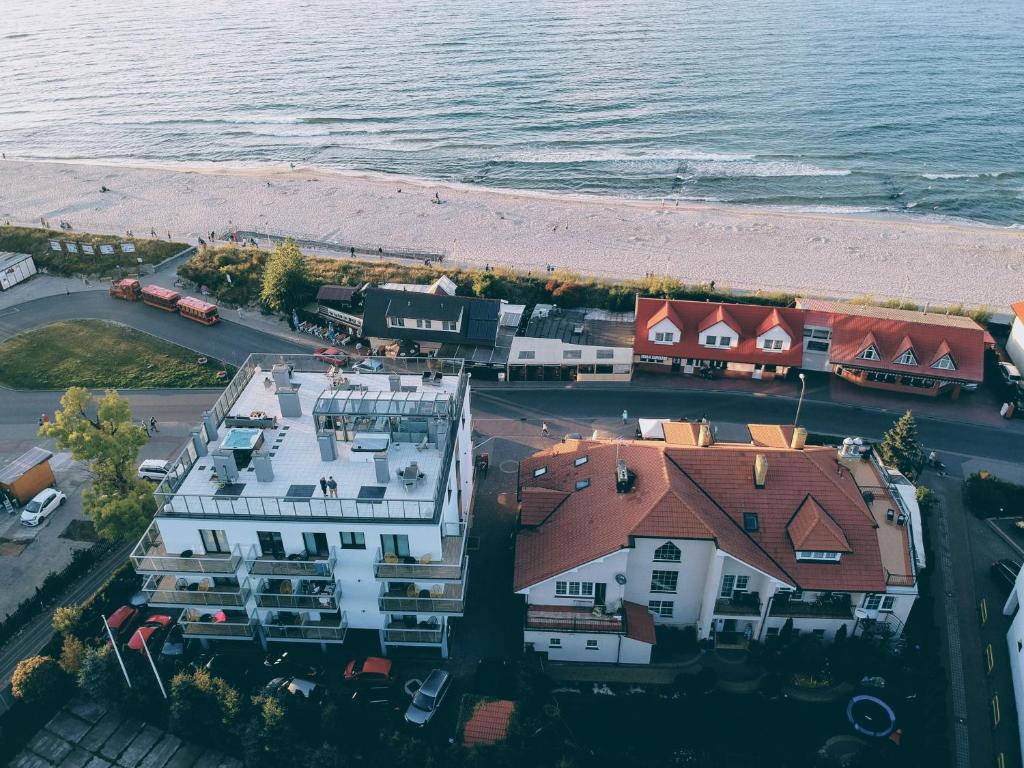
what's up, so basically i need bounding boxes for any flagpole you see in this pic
[134,628,168,699]
[102,616,132,688]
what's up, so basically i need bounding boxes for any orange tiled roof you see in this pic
[787,496,853,552]
[623,601,657,644]
[662,421,702,446]
[519,487,571,526]
[462,699,516,747]
[1012,302,1024,323]
[748,424,795,449]
[515,439,887,593]
[634,298,805,367]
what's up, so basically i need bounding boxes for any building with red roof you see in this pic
[797,299,987,398]
[514,424,920,664]
[634,297,805,380]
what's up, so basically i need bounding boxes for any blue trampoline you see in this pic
[847,694,896,738]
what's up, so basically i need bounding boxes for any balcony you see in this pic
[769,594,854,620]
[253,579,341,611]
[377,582,464,615]
[714,593,763,617]
[244,546,337,578]
[263,612,348,642]
[179,610,255,640]
[131,523,241,575]
[373,523,468,581]
[525,605,624,634]
[383,620,444,645]
[141,575,249,608]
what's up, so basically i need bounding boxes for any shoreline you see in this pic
[1,159,1022,308]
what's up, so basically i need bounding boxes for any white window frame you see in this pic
[533,466,547,477]
[880,596,896,612]
[575,479,591,490]
[932,354,956,370]
[796,550,841,562]
[648,600,674,618]
[718,335,733,347]
[574,456,589,467]
[720,574,736,598]
[388,316,405,327]
[650,570,679,594]
[704,335,717,346]
[863,593,882,610]
[415,318,432,329]
[548,637,562,648]
[762,338,784,351]
[555,580,594,598]
[857,345,880,361]
[596,349,614,359]
[441,319,457,332]
[894,349,918,366]
[518,350,536,360]
[654,331,674,344]
[585,640,599,651]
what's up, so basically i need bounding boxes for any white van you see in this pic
[355,358,384,373]
[137,459,172,482]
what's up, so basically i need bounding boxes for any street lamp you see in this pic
[794,373,807,426]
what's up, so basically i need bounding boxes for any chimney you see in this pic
[754,454,768,488]
[388,374,401,392]
[698,422,713,447]
[252,453,274,482]
[276,386,302,418]
[790,427,807,450]
[271,364,291,390]
[374,452,390,483]
[615,459,635,493]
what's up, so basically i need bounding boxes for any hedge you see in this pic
[963,473,1024,518]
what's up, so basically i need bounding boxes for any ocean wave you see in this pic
[491,148,756,164]
[686,160,852,178]
[921,171,1016,180]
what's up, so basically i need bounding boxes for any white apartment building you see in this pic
[1003,568,1024,760]
[131,355,473,658]
[514,424,922,664]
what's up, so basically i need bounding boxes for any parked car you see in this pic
[20,488,66,526]
[105,605,140,640]
[343,657,395,685]
[159,625,186,660]
[137,459,172,482]
[263,677,323,702]
[264,649,321,680]
[404,669,451,727]
[999,362,1023,388]
[350,686,404,715]
[355,358,384,373]
[127,615,174,652]
[314,347,350,366]
[991,559,1021,589]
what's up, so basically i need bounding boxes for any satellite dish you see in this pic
[615,573,627,585]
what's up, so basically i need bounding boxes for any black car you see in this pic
[350,685,404,715]
[990,559,1021,589]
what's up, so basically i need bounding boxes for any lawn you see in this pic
[0,225,189,277]
[0,320,232,389]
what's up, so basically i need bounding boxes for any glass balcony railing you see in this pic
[383,622,443,645]
[244,546,337,578]
[141,575,248,608]
[377,582,464,614]
[372,522,468,580]
[263,612,348,642]
[179,610,255,639]
[253,579,341,611]
[131,522,241,575]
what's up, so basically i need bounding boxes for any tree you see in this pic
[878,410,924,480]
[169,668,241,747]
[11,655,65,705]
[40,388,153,541]
[260,239,310,313]
[77,645,126,702]
[59,635,87,676]
[53,604,83,636]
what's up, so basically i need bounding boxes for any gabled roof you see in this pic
[698,304,740,333]
[0,447,53,485]
[316,284,357,303]
[894,335,915,358]
[361,288,501,347]
[1012,302,1024,324]
[646,302,684,332]
[756,308,793,338]
[787,496,853,552]
[515,439,888,593]
[748,424,795,449]
[856,332,880,358]
[623,601,657,644]
[929,339,955,368]
[662,421,702,447]
[519,487,571,526]
[462,699,516,747]
[634,299,806,366]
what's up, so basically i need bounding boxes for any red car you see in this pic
[127,615,174,653]
[343,657,395,684]
[314,347,350,366]
[105,605,139,640]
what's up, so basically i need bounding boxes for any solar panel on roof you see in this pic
[469,301,500,320]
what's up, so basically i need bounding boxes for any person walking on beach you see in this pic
[622,409,629,424]
[541,422,549,437]
[319,476,328,496]
[327,476,338,498]
[149,417,159,433]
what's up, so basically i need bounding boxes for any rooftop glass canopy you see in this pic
[313,389,452,418]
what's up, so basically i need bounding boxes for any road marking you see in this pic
[981,598,988,625]
[996,752,1005,768]
[0,307,20,318]
[992,694,1001,728]
[986,644,995,674]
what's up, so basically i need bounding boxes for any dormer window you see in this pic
[894,348,918,366]
[654,331,674,343]
[719,336,732,347]
[796,550,842,562]
[653,541,681,562]
[575,479,591,491]
[533,466,547,477]
[574,456,588,467]
[762,339,784,351]
[704,335,717,346]
[857,345,880,361]
[932,354,956,370]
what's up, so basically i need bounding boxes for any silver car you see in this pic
[404,669,451,727]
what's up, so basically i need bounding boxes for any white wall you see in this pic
[1004,574,1024,762]
[525,629,635,663]
[756,324,793,352]
[1007,318,1024,372]
[700,321,739,349]
[624,538,715,625]
[648,318,680,344]
[524,551,630,608]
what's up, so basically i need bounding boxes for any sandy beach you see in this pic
[0,159,1021,309]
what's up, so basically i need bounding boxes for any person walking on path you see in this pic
[319,476,328,496]
[149,417,159,433]
[541,422,549,437]
[622,409,629,424]
[327,476,338,498]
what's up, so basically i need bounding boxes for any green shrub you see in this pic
[963,473,1024,518]
[0,226,188,277]
[11,656,65,705]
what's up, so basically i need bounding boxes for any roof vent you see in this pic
[615,459,635,494]
[754,454,768,489]
[790,427,807,450]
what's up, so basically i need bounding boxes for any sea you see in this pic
[2,0,1022,225]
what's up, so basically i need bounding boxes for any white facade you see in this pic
[1007,314,1024,373]
[131,356,473,657]
[1004,570,1024,761]
[647,317,681,345]
[756,323,793,353]
[0,252,37,291]
[700,320,739,349]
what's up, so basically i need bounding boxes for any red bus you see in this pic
[177,296,220,325]
[141,285,181,312]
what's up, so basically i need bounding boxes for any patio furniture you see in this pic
[406,584,418,597]
[419,589,430,599]
[418,553,433,565]
[416,435,429,451]
[384,553,400,564]
[429,585,444,598]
